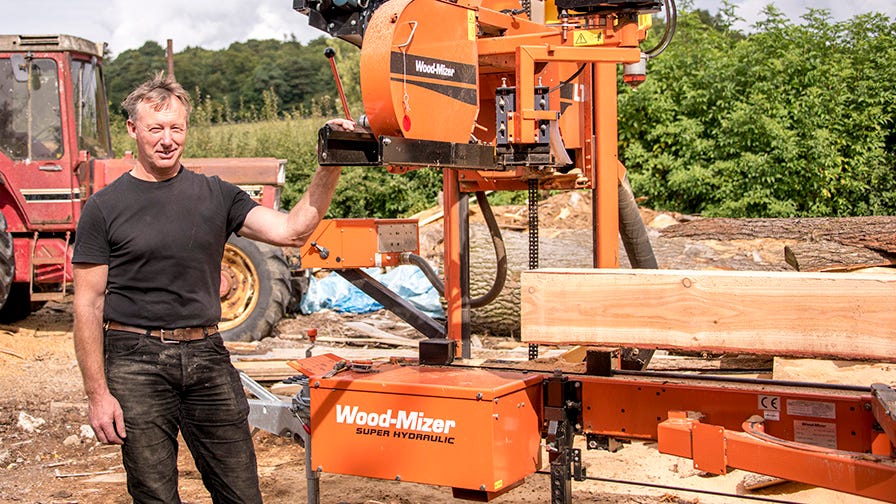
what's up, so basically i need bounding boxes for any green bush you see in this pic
[619,6,896,217]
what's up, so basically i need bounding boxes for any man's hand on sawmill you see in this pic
[88,391,126,445]
[325,117,355,132]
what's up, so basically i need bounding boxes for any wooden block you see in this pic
[521,268,896,362]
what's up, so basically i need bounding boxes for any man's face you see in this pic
[126,98,188,173]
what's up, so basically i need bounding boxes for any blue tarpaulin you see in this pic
[299,265,444,319]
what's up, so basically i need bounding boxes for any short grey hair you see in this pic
[121,71,192,121]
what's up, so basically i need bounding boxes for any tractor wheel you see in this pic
[219,235,291,342]
[0,213,14,315]
[0,284,34,323]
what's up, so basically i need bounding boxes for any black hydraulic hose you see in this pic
[403,252,444,296]
[469,191,507,308]
[618,173,658,269]
[645,0,677,60]
[401,192,507,309]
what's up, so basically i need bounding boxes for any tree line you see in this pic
[104,4,896,218]
[104,36,362,122]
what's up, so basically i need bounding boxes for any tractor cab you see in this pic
[0,34,112,232]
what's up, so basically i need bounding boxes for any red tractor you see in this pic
[0,34,293,341]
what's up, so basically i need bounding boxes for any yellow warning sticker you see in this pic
[494,479,504,490]
[468,10,476,40]
[574,30,605,46]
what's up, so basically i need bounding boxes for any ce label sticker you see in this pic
[759,395,780,411]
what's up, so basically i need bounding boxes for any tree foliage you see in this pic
[620,4,896,217]
[104,37,361,121]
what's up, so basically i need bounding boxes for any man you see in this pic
[72,72,353,503]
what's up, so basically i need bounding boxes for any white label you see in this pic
[763,410,780,421]
[786,399,836,419]
[793,420,837,449]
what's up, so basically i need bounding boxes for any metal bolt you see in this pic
[395,475,401,481]
[480,485,487,491]
[383,138,392,146]
[476,392,483,400]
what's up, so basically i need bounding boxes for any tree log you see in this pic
[663,216,896,272]
[662,216,896,254]
[784,240,894,272]
[468,224,595,336]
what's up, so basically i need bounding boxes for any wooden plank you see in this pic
[521,268,896,362]
[343,321,420,344]
[316,336,417,348]
[647,354,773,372]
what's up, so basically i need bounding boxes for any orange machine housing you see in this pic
[299,218,419,269]
[308,364,543,492]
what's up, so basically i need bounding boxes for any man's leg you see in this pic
[104,331,183,503]
[180,334,262,504]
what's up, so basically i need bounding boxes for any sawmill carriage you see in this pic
[239,0,896,502]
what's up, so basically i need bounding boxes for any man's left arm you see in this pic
[238,118,354,247]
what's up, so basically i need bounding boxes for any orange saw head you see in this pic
[296,0,667,179]
[359,0,479,143]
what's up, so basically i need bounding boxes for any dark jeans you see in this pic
[104,330,262,504]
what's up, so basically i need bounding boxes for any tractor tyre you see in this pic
[0,212,14,316]
[0,284,34,323]
[219,235,291,342]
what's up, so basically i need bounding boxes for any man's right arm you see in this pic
[73,263,125,445]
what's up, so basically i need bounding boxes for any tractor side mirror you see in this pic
[9,54,27,82]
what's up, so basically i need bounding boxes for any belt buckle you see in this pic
[159,329,181,344]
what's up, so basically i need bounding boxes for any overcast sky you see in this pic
[2,1,894,58]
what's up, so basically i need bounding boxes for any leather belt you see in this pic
[105,321,218,342]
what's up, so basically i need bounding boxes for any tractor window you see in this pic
[0,57,63,161]
[71,58,111,158]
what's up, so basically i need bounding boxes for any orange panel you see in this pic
[578,376,877,453]
[299,218,418,269]
[309,366,542,491]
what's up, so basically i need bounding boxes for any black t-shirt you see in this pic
[72,167,259,328]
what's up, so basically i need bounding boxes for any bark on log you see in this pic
[784,241,894,272]
[661,216,896,254]
[468,223,595,336]
[663,216,896,271]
